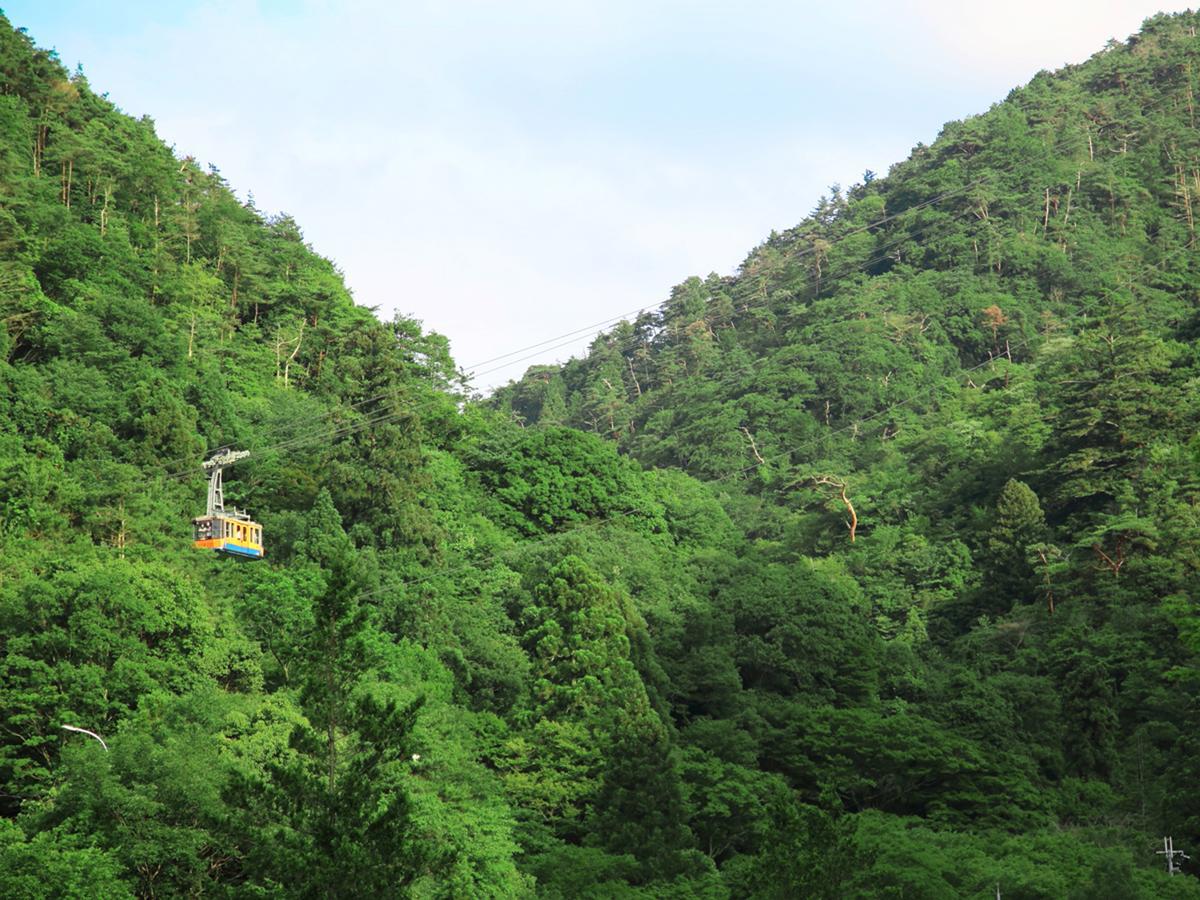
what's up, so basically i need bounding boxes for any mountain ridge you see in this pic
[1,10,1200,898]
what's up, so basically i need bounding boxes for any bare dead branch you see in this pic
[811,475,858,542]
[740,427,765,465]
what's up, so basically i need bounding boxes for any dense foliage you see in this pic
[2,9,1200,897]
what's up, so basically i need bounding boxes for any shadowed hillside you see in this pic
[2,10,1200,897]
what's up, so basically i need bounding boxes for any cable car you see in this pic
[193,449,264,559]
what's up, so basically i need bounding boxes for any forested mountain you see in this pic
[2,8,1200,898]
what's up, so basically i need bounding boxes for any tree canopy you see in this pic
[3,9,1200,897]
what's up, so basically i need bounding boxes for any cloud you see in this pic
[10,0,1186,388]
[905,0,1171,85]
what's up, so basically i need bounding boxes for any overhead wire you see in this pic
[461,183,982,372]
[159,79,1188,492]
[167,80,1191,489]
[345,78,1200,596]
[161,80,1187,484]
[172,143,1199,617]
[157,188,981,483]
[361,243,1195,604]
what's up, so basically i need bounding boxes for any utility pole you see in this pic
[1157,836,1190,875]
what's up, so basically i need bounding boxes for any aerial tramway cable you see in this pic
[171,185,987,562]
[153,79,1193,486]
[160,198,980,484]
[162,79,1187,484]
[345,243,1198,606]
[158,79,1189,579]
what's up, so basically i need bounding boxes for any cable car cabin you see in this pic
[194,449,263,559]
[193,514,264,559]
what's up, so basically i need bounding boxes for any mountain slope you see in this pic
[1,10,1200,899]
[492,8,1200,891]
[498,12,1200,636]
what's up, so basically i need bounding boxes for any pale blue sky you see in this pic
[2,1,1182,388]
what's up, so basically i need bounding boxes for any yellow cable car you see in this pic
[193,512,264,558]
[192,449,264,559]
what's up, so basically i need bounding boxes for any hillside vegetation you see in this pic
[2,10,1200,898]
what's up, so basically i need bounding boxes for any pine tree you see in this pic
[983,478,1047,609]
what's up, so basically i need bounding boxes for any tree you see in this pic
[0,820,130,899]
[514,557,695,878]
[983,478,1047,610]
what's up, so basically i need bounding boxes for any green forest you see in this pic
[2,8,1200,898]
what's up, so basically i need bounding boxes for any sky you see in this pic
[3,0,1188,390]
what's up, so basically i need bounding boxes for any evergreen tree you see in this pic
[5,9,1200,894]
[983,478,1047,610]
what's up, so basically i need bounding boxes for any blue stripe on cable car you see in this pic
[220,542,264,558]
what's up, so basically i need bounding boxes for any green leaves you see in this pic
[982,479,1047,610]
[7,8,1200,896]
[0,557,215,809]
[0,820,130,900]
[470,426,666,537]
